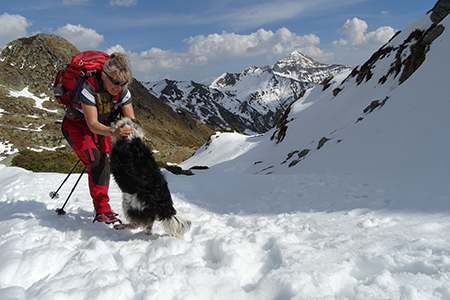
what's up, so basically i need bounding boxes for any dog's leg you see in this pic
[144,219,155,235]
[161,213,192,239]
[114,223,140,231]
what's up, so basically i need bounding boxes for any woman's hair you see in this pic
[103,52,133,88]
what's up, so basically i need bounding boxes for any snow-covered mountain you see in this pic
[272,50,350,82]
[144,52,351,133]
[181,0,450,181]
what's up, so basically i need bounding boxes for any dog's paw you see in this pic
[114,223,140,231]
[114,224,128,230]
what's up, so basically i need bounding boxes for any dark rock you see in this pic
[430,0,450,24]
[317,137,330,150]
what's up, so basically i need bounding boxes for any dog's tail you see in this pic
[161,213,192,239]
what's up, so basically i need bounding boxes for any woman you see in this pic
[62,52,135,224]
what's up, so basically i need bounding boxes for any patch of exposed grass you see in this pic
[11,149,84,173]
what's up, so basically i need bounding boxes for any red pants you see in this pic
[62,119,112,214]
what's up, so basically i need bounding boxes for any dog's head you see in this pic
[113,117,145,141]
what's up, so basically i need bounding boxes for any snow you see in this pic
[1,10,450,300]
[0,149,450,299]
[8,87,58,113]
[0,141,18,158]
[1,157,450,299]
[0,87,61,159]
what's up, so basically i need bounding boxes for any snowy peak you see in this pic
[146,51,351,133]
[210,72,241,89]
[210,66,272,89]
[275,51,326,69]
[272,50,351,83]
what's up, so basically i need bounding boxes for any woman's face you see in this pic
[102,70,127,96]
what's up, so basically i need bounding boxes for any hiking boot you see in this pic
[108,210,119,217]
[93,212,121,224]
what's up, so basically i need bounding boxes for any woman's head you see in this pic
[102,52,133,95]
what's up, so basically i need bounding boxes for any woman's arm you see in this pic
[82,103,134,138]
[121,103,136,119]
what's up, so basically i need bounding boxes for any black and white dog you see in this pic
[110,117,191,239]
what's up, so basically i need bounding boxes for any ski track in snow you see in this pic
[0,165,450,300]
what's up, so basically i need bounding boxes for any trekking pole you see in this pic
[49,160,81,200]
[55,166,87,215]
[54,109,119,215]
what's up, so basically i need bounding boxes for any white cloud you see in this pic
[121,27,333,76]
[186,27,327,61]
[0,13,32,47]
[54,24,104,50]
[109,0,138,7]
[116,27,336,81]
[333,17,396,50]
[107,21,396,81]
[365,26,397,45]
[107,44,127,54]
[135,48,208,72]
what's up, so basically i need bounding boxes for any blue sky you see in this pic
[1,0,437,84]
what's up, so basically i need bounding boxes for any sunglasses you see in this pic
[103,71,128,87]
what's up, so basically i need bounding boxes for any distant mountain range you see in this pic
[144,51,352,133]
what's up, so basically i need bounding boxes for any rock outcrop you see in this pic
[0,34,215,164]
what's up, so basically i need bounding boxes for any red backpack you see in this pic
[51,50,110,105]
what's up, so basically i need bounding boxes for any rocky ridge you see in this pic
[0,34,215,165]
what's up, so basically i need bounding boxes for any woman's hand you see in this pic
[83,104,135,138]
[111,123,135,138]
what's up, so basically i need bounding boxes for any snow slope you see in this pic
[1,159,450,300]
[1,4,450,300]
